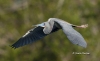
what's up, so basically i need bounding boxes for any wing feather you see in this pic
[51,18,87,48]
[11,27,47,48]
[11,24,59,48]
[63,26,87,48]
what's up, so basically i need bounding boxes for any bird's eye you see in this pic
[44,23,45,25]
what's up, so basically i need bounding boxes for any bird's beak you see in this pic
[41,26,45,27]
[32,25,45,28]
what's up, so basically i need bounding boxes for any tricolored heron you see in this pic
[11,18,88,49]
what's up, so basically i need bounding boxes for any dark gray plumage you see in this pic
[11,18,88,48]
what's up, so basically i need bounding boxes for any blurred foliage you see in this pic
[0,0,100,61]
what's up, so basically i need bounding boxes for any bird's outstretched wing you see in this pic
[62,25,87,48]
[11,24,59,48]
[11,26,47,48]
[51,18,87,48]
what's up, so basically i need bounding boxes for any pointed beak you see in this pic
[41,26,45,27]
[32,25,45,27]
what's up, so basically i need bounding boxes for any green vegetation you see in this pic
[0,0,100,61]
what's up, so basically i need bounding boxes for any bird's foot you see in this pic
[77,24,88,28]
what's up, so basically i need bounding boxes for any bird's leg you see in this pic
[72,24,88,28]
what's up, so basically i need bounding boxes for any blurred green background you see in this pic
[0,0,100,61]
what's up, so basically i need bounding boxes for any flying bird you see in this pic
[11,18,88,49]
